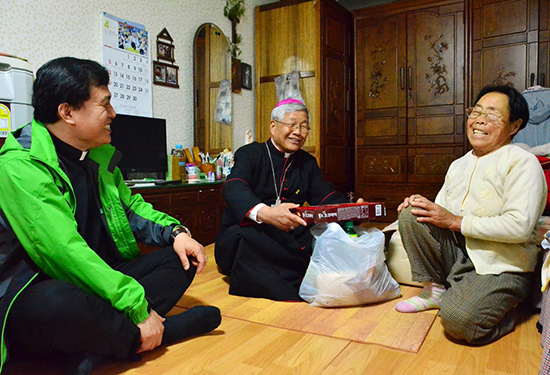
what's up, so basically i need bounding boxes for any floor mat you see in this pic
[177,244,437,353]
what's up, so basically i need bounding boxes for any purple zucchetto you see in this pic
[274,98,305,108]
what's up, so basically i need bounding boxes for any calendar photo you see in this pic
[101,12,153,117]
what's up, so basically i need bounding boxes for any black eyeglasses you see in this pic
[276,120,311,133]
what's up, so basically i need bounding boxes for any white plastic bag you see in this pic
[274,71,305,104]
[299,222,401,307]
[214,79,232,124]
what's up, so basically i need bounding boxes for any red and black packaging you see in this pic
[293,202,386,224]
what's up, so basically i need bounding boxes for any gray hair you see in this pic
[271,102,310,123]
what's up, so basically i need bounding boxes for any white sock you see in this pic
[395,282,446,313]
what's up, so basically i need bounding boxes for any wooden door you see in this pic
[406,3,465,146]
[320,0,354,193]
[470,0,541,99]
[255,1,320,155]
[539,0,549,86]
[354,0,466,221]
[356,12,407,146]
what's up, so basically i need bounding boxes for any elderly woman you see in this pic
[395,85,547,345]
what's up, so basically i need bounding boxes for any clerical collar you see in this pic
[269,138,293,159]
[50,133,89,162]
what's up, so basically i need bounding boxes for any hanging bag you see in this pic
[274,71,305,103]
[299,222,401,307]
[214,79,232,124]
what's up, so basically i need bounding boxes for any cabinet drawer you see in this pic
[198,187,221,203]
[356,147,407,183]
[195,204,222,245]
[141,194,170,213]
[170,209,196,233]
[170,191,198,206]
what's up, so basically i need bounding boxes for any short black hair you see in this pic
[32,57,110,124]
[474,85,529,133]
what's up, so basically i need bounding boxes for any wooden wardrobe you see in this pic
[354,0,549,222]
[255,0,355,194]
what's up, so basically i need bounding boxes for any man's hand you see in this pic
[173,233,207,274]
[136,309,165,353]
[398,194,462,231]
[257,203,307,231]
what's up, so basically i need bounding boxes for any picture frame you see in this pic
[157,41,175,62]
[241,62,252,90]
[231,58,242,93]
[153,61,179,88]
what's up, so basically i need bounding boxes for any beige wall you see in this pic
[0,0,274,153]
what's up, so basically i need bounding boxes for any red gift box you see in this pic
[293,202,386,224]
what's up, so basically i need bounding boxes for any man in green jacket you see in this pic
[0,57,221,374]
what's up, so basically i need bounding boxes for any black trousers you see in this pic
[216,223,313,301]
[5,246,195,361]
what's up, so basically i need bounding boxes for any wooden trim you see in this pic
[353,0,462,20]
[254,6,262,144]
[258,0,313,12]
[314,1,322,164]
[259,71,316,84]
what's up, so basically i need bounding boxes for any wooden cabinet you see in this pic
[133,182,223,247]
[255,0,354,193]
[354,0,465,221]
[469,0,549,100]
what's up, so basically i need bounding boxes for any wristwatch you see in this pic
[171,224,192,243]
[146,297,154,313]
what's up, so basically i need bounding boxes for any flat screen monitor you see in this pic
[109,114,168,180]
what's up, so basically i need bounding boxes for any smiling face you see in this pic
[467,92,522,157]
[269,110,309,153]
[69,85,116,150]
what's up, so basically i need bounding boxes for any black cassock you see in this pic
[215,140,347,301]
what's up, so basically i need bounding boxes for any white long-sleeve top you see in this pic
[435,144,547,275]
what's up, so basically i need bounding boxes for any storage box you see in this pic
[0,55,34,136]
[293,202,386,224]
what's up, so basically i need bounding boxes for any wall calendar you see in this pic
[101,12,153,117]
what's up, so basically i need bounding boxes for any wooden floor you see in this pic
[3,240,545,375]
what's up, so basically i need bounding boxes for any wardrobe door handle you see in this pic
[400,67,405,90]
[530,73,535,87]
[407,67,412,90]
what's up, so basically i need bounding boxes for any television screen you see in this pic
[109,114,168,180]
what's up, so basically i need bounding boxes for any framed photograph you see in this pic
[157,41,174,62]
[153,61,179,88]
[153,61,166,83]
[166,65,179,88]
[241,63,252,90]
[231,58,242,93]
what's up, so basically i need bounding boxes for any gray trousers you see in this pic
[398,206,532,345]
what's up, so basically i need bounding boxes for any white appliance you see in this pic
[0,55,33,137]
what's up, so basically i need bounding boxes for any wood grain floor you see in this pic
[3,240,544,375]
